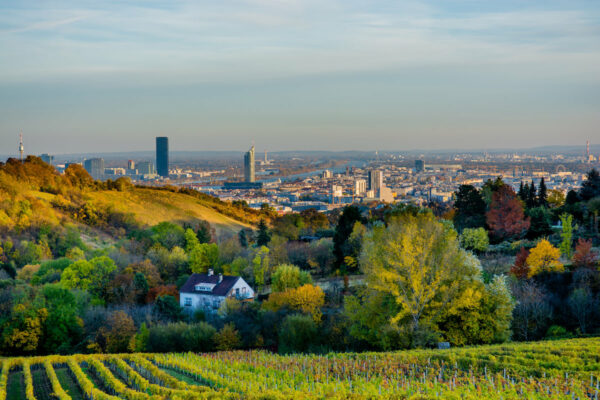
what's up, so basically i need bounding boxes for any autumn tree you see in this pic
[459,227,489,253]
[568,288,595,334]
[263,284,325,322]
[358,214,485,347]
[271,264,312,292]
[510,247,530,279]
[214,323,241,351]
[526,239,564,277]
[60,256,116,301]
[486,185,530,242]
[572,238,598,269]
[104,311,136,353]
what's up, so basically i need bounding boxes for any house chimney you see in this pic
[218,273,223,283]
[208,269,214,276]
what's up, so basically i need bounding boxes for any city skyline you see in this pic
[1,1,600,153]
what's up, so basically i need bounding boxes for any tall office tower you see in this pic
[84,158,105,180]
[354,179,367,195]
[127,160,135,170]
[587,140,591,163]
[39,154,54,165]
[18,131,24,161]
[244,145,255,183]
[415,159,425,173]
[368,169,383,192]
[156,137,169,177]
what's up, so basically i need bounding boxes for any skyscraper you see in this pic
[368,169,382,192]
[415,159,425,173]
[244,145,255,183]
[156,137,169,177]
[84,158,105,180]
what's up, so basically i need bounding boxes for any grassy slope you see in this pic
[86,188,250,236]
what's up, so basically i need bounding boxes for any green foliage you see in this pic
[147,322,216,352]
[151,222,186,250]
[271,264,312,292]
[153,295,183,322]
[459,227,489,252]
[134,322,150,352]
[559,213,573,259]
[252,246,270,290]
[333,206,364,270]
[453,185,486,231]
[278,314,318,354]
[188,242,219,274]
[39,284,82,354]
[60,256,116,300]
[256,219,271,246]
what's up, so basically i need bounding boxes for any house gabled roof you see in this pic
[179,273,240,296]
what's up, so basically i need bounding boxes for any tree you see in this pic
[60,256,116,301]
[133,272,149,304]
[547,190,565,208]
[359,214,483,347]
[526,239,564,277]
[256,219,271,246]
[104,311,136,353]
[510,247,530,279]
[153,295,183,322]
[188,243,219,274]
[526,207,553,239]
[459,227,489,252]
[263,284,325,322]
[559,213,574,259]
[333,206,364,269]
[486,185,530,242]
[568,288,595,334]
[579,169,600,201]
[39,285,82,354]
[133,322,149,352]
[251,246,270,290]
[1,303,48,355]
[278,314,318,354]
[271,264,312,292]
[184,228,200,252]
[538,178,548,207]
[526,181,537,209]
[238,229,248,248]
[453,185,486,231]
[214,323,240,351]
[151,222,186,250]
[511,281,552,341]
[572,238,598,269]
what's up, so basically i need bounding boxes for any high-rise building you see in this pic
[127,160,135,170]
[354,179,367,195]
[368,169,383,192]
[156,137,169,177]
[244,145,255,183]
[136,161,155,175]
[84,158,105,180]
[39,154,54,165]
[415,159,425,173]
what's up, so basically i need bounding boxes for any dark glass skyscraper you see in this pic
[156,137,169,177]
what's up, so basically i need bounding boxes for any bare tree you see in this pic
[511,281,552,341]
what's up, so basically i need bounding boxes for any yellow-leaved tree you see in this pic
[526,239,564,277]
[263,284,325,322]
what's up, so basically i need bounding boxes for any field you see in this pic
[1,338,599,399]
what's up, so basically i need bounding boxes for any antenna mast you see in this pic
[18,130,24,161]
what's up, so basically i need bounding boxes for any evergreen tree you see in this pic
[333,206,364,269]
[538,178,548,208]
[579,169,600,201]
[256,219,271,246]
[238,229,248,248]
[518,181,526,201]
[526,181,537,209]
[453,185,486,231]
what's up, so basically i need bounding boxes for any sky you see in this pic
[1,0,599,154]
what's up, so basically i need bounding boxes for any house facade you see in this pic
[179,270,254,314]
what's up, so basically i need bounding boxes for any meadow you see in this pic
[1,337,599,400]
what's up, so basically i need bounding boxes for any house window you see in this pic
[235,288,240,297]
[184,297,192,307]
[213,300,220,309]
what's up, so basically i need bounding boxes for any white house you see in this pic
[179,269,254,314]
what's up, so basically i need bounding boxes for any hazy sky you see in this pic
[1,0,599,154]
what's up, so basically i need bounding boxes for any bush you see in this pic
[460,228,489,252]
[546,325,570,339]
[278,314,318,354]
[147,322,216,353]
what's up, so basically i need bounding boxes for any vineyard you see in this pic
[0,337,599,400]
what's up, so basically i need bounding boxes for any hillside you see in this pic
[1,337,598,399]
[0,157,262,241]
[85,188,250,236]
